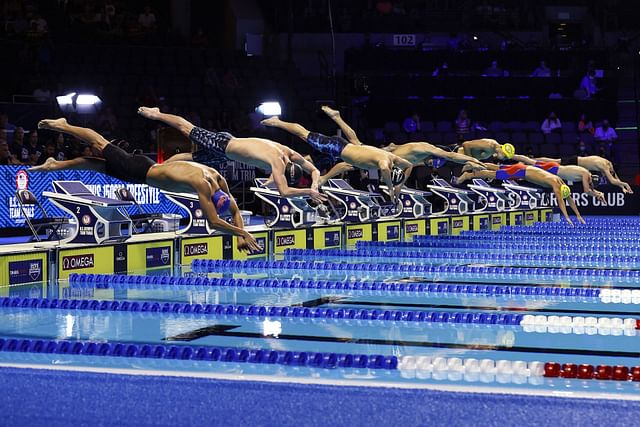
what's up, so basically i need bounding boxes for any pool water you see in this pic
[1,216,639,399]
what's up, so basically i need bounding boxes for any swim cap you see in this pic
[501,143,515,159]
[285,162,303,185]
[391,167,405,185]
[212,189,231,214]
[560,184,571,199]
[431,157,447,169]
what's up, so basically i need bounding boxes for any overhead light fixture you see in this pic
[55,92,102,114]
[256,101,282,116]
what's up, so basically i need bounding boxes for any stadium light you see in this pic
[56,92,102,114]
[256,101,282,117]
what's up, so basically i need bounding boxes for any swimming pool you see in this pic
[1,216,639,401]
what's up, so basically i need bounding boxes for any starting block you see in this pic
[467,179,509,212]
[427,178,476,215]
[322,179,395,223]
[43,180,133,244]
[502,180,542,210]
[163,191,251,234]
[250,178,317,228]
[379,185,432,218]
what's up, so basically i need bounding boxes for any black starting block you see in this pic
[467,179,509,212]
[427,178,476,215]
[42,181,133,244]
[250,178,317,228]
[502,180,542,210]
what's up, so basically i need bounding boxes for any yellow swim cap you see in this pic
[560,184,571,199]
[501,143,515,159]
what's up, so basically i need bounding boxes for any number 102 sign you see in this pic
[393,34,416,46]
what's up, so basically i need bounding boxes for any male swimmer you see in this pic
[137,107,327,204]
[533,154,632,194]
[261,106,412,202]
[442,138,516,162]
[31,118,261,252]
[456,162,585,225]
[511,155,606,203]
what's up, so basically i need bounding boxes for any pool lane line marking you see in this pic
[332,300,639,316]
[1,362,639,401]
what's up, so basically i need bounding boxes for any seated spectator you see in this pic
[0,141,20,165]
[530,60,551,77]
[594,119,618,143]
[138,5,157,32]
[25,130,43,165]
[578,70,598,98]
[36,143,57,165]
[454,109,471,141]
[577,113,594,134]
[29,13,48,35]
[402,111,421,134]
[577,139,590,156]
[484,60,504,77]
[540,112,561,135]
[432,62,449,77]
[54,133,68,161]
[0,113,16,143]
[10,127,30,164]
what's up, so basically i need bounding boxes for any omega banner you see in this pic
[537,184,639,215]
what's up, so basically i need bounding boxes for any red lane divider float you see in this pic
[544,362,640,381]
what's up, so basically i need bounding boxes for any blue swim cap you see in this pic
[432,157,447,169]
[212,189,231,214]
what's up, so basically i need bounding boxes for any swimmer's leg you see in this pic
[321,105,361,145]
[261,116,311,142]
[138,107,195,137]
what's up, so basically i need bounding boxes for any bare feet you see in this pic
[321,105,340,118]
[38,118,68,131]
[29,157,58,172]
[137,106,160,120]
[260,116,281,127]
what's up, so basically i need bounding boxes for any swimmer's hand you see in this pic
[594,191,606,205]
[238,232,262,253]
[308,189,328,204]
[565,217,574,226]
[622,183,634,194]
[577,215,586,225]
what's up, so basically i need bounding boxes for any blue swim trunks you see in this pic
[189,126,234,168]
[306,132,348,160]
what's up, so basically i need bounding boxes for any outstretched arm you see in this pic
[428,145,486,167]
[290,151,321,190]
[271,160,327,203]
[534,156,561,163]
[601,162,633,194]
[319,162,354,186]
[581,171,606,204]
[551,182,573,226]
[29,156,106,173]
[455,169,497,184]
[512,154,536,166]
[321,106,361,145]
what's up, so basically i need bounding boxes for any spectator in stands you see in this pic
[594,119,617,143]
[530,60,551,77]
[36,142,57,165]
[402,112,421,135]
[432,62,449,77]
[0,142,20,165]
[32,82,52,102]
[540,112,561,135]
[138,5,157,32]
[578,70,598,98]
[10,127,29,164]
[54,133,68,161]
[0,113,16,142]
[454,109,472,141]
[484,60,504,77]
[29,13,48,36]
[577,113,594,134]
[26,130,43,165]
[577,139,590,156]
[222,67,242,90]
